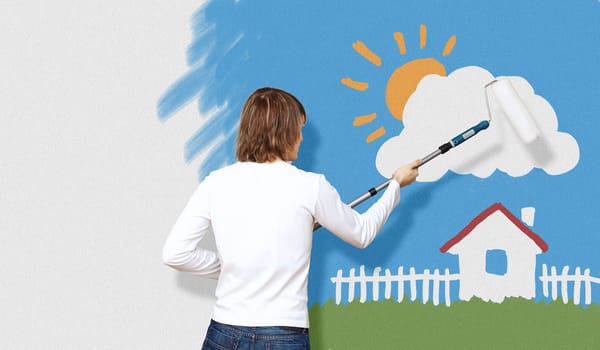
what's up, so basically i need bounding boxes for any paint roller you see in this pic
[486,79,540,143]
[313,78,540,231]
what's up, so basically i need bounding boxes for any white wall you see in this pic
[0,1,215,348]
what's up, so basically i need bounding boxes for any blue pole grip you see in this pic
[451,120,490,147]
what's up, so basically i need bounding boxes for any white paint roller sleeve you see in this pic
[491,79,540,143]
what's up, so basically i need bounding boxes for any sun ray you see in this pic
[353,113,377,126]
[366,126,386,143]
[352,41,382,66]
[442,35,457,56]
[393,32,407,55]
[420,24,427,49]
[341,77,369,91]
[342,25,457,144]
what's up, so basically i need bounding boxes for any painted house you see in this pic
[440,203,548,303]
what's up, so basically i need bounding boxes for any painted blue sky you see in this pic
[159,0,600,305]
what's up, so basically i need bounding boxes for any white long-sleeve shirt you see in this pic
[162,161,400,328]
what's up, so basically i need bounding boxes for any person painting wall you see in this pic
[158,1,599,349]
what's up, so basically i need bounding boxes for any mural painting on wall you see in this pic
[158,1,599,348]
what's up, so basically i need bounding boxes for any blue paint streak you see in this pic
[157,64,213,121]
[158,0,250,178]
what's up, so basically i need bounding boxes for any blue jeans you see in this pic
[202,319,310,350]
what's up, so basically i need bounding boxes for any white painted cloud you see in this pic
[376,66,580,181]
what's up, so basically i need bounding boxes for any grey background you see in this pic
[0,1,216,348]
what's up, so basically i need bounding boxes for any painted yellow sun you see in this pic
[341,24,457,143]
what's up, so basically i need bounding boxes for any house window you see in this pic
[486,249,508,276]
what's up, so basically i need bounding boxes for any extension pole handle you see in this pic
[346,156,432,209]
[312,161,424,231]
[312,120,489,232]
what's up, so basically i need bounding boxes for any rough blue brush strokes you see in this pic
[158,1,249,177]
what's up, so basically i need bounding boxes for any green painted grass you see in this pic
[309,299,600,349]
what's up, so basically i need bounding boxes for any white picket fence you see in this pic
[331,264,600,306]
[330,265,460,306]
[539,264,600,305]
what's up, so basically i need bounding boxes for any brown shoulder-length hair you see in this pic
[236,87,306,163]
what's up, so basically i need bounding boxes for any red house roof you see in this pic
[440,202,549,253]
